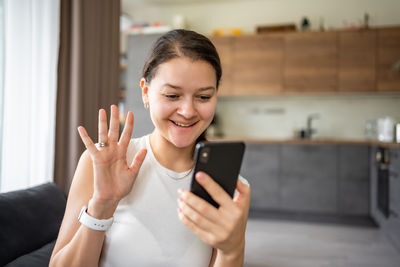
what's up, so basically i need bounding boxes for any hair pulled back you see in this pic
[142,29,222,88]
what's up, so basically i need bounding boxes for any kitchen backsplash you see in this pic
[216,94,400,140]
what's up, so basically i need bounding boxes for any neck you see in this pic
[149,131,195,172]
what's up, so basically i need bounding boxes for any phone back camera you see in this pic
[199,147,210,164]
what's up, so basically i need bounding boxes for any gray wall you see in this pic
[125,33,163,138]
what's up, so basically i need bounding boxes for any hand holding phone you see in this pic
[190,141,245,208]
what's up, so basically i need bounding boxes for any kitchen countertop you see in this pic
[207,136,400,148]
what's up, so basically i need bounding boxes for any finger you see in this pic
[119,111,134,147]
[177,197,220,232]
[108,105,119,143]
[177,207,215,246]
[195,172,235,209]
[178,188,220,223]
[129,148,147,176]
[233,178,251,208]
[98,109,108,144]
[78,126,98,155]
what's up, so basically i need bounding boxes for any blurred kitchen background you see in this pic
[118,0,400,266]
[119,0,400,141]
[0,0,400,266]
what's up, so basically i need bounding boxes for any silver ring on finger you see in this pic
[98,142,108,147]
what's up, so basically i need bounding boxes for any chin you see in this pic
[168,133,201,149]
[169,137,196,148]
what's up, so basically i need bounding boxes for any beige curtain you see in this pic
[54,0,120,194]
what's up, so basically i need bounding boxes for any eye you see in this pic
[165,94,179,100]
[199,95,212,101]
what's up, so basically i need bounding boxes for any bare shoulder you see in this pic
[51,150,94,257]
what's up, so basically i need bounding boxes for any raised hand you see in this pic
[77,105,147,216]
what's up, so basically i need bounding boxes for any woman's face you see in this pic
[142,57,217,149]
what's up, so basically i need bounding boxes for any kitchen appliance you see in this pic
[377,117,395,142]
[376,147,390,218]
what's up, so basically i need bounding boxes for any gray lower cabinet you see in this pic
[241,144,280,210]
[369,146,400,251]
[370,146,381,222]
[387,148,400,250]
[245,143,372,216]
[280,145,337,214]
[338,145,370,215]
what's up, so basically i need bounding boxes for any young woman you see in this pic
[50,29,251,267]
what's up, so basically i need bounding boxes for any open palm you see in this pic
[77,105,147,204]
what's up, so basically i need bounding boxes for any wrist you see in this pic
[87,197,119,219]
[78,205,114,231]
[218,240,245,262]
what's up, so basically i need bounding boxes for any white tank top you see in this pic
[99,135,212,267]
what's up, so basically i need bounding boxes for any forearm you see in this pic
[50,226,105,267]
[50,199,118,267]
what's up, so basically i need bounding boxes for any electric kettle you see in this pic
[377,117,395,142]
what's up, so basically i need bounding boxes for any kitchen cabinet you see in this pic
[337,145,370,215]
[338,30,376,92]
[370,146,400,251]
[369,146,378,218]
[244,142,374,217]
[232,35,283,95]
[209,36,233,96]
[377,27,400,92]
[241,144,280,210]
[209,26,400,96]
[370,145,386,225]
[387,148,400,249]
[283,31,338,93]
[280,145,337,213]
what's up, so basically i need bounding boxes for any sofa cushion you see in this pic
[0,183,66,266]
[5,240,56,267]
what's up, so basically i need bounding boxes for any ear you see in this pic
[140,78,149,105]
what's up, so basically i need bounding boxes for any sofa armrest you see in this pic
[5,240,56,267]
[0,183,66,266]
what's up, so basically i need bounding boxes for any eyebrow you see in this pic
[163,83,216,91]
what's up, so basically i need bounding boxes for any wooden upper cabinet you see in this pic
[210,26,400,96]
[338,30,376,92]
[284,31,338,92]
[377,27,400,92]
[231,35,284,95]
[210,36,233,96]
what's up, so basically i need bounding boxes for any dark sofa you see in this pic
[0,183,66,266]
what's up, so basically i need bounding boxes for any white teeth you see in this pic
[173,121,192,127]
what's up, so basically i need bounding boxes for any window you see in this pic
[0,0,4,191]
[0,0,59,192]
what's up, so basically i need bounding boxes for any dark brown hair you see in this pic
[142,29,222,88]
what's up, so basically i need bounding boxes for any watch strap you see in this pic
[78,205,114,231]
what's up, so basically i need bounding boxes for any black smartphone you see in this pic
[190,141,245,208]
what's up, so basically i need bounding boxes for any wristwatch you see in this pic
[78,205,114,231]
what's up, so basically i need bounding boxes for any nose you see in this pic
[177,99,197,119]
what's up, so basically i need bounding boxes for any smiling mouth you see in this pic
[171,120,197,127]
